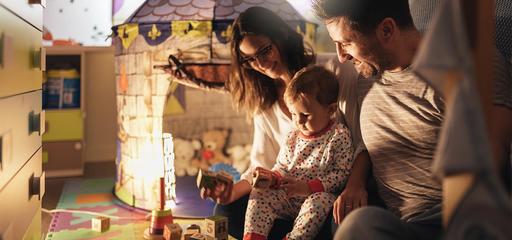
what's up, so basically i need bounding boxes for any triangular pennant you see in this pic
[164,95,185,115]
[305,22,317,45]
[168,80,178,93]
[117,24,139,49]
[171,21,212,38]
[139,23,171,46]
[213,21,233,44]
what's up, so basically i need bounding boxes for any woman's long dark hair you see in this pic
[227,6,315,115]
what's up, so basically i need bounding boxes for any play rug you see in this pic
[45,177,217,240]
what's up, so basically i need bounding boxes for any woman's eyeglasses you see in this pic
[241,44,273,69]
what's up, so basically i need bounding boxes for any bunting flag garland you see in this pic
[113,20,316,55]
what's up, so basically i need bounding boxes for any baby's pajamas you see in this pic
[244,122,354,240]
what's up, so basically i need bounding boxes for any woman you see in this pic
[167,6,371,239]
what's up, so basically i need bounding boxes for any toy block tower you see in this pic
[205,215,228,240]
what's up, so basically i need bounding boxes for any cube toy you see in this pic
[187,224,201,234]
[91,216,110,232]
[252,168,274,188]
[184,224,202,240]
[163,223,182,240]
[205,215,228,239]
[189,233,206,240]
[215,171,233,185]
[197,169,217,189]
[196,170,234,192]
[205,235,228,240]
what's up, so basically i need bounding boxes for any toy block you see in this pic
[197,169,217,189]
[216,171,233,184]
[205,215,228,239]
[189,233,206,240]
[197,170,234,192]
[205,236,228,240]
[252,168,274,188]
[184,224,201,239]
[215,171,234,192]
[163,223,182,240]
[91,216,110,232]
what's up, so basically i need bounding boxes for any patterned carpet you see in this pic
[45,177,216,240]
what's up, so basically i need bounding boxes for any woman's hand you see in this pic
[281,177,311,197]
[333,185,367,224]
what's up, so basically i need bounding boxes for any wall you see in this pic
[84,48,117,162]
[43,0,111,46]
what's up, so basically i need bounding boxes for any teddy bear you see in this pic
[200,129,232,168]
[227,144,251,174]
[173,137,202,177]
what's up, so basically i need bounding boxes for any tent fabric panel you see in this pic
[125,0,304,23]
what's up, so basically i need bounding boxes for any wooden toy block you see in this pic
[183,223,201,239]
[205,215,228,239]
[252,168,273,188]
[197,170,234,192]
[215,171,234,192]
[197,169,217,189]
[205,236,228,240]
[204,233,227,240]
[91,216,110,232]
[163,223,182,240]
[189,233,206,240]
[216,170,233,184]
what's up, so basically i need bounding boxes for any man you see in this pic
[313,0,444,239]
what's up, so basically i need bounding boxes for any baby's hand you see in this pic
[281,177,311,197]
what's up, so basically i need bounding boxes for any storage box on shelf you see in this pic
[43,46,86,177]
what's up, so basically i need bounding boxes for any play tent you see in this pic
[111,0,316,211]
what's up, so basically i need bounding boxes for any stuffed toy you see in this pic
[200,129,231,167]
[173,137,202,176]
[227,144,251,174]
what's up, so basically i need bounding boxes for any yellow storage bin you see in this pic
[42,109,83,141]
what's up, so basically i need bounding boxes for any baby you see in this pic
[243,66,354,240]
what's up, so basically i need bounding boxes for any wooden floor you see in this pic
[42,161,116,238]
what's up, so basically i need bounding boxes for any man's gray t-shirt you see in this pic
[360,68,444,220]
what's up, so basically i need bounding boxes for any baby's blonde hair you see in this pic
[284,65,339,106]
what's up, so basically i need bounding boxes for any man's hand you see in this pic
[333,186,367,224]
[281,177,311,197]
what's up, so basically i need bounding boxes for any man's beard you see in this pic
[353,60,378,78]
